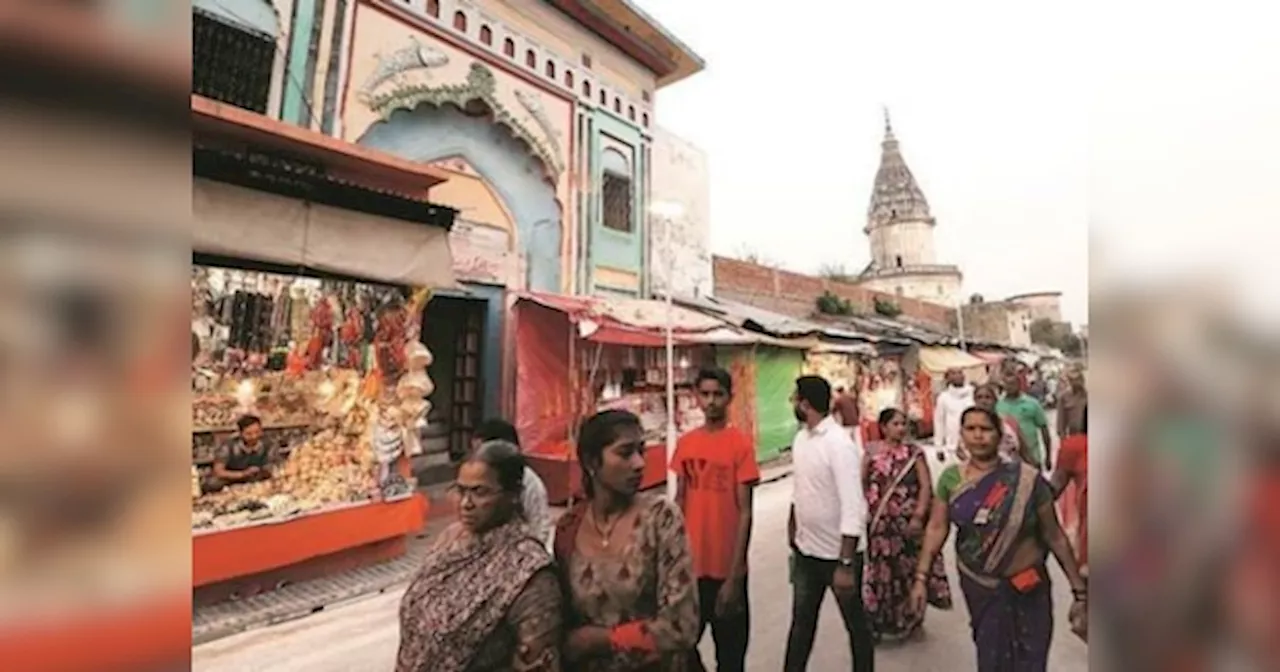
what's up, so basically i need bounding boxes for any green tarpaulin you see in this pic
[754,346,803,463]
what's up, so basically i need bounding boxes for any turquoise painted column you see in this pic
[281,0,319,125]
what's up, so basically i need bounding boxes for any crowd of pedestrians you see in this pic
[394,363,1088,671]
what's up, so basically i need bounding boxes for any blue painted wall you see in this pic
[585,110,647,296]
[356,105,564,293]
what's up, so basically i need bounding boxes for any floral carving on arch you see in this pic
[363,62,565,182]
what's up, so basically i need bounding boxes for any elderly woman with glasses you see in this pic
[396,440,562,672]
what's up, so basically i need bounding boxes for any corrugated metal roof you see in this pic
[674,295,900,347]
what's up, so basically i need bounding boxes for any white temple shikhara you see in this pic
[856,109,963,307]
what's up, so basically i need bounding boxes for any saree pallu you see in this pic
[949,462,1054,671]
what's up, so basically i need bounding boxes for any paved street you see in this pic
[193,470,1087,671]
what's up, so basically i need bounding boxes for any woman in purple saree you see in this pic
[910,407,1087,671]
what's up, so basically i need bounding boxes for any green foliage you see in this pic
[873,297,902,318]
[1030,318,1083,357]
[816,290,855,316]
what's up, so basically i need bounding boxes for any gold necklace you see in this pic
[587,507,621,548]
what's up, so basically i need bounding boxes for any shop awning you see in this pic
[193,0,279,39]
[519,292,729,344]
[917,346,988,373]
[193,178,457,289]
[192,96,459,288]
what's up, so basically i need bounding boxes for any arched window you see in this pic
[545,60,556,78]
[613,98,621,113]
[627,105,635,121]
[503,38,515,58]
[525,50,536,68]
[426,0,439,18]
[599,89,607,105]
[565,71,574,88]
[601,149,633,233]
[642,112,649,127]
[895,255,903,267]
[582,80,592,97]
[452,11,467,32]
[479,25,492,45]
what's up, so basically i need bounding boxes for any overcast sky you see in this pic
[636,0,1280,329]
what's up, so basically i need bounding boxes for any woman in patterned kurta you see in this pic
[396,440,562,672]
[861,409,953,642]
[554,410,701,671]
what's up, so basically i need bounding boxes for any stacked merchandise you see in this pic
[190,265,437,533]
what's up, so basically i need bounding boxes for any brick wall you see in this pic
[959,302,1014,345]
[712,256,957,332]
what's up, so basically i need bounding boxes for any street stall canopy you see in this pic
[518,291,728,346]
[916,346,988,373]
[191,96,458,289]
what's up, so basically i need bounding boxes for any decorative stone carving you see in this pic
[358,36,449,102]
[365,62,565,179]
[514,89,563,165]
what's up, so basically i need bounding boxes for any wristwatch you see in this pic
[838,557,856,568]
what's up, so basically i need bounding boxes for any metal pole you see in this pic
[956,302,968,350]
[663,213,678,500]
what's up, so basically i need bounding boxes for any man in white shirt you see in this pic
[784,376,874,672]
[932,368,974,460]
[472,419,552,549]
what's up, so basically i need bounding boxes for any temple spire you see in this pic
[866,111,930,224]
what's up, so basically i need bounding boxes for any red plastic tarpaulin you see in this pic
[514,301,576,456]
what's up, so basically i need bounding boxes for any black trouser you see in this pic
[784,552,874,672]
[689,576,750,672]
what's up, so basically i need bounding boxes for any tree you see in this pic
[1029,318,1083,357]
[817,263,858,284]
[732,245,779,268]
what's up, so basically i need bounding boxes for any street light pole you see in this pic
[650,201,684,501]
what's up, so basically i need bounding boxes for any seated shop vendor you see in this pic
[211,414,274,489]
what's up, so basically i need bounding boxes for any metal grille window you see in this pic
[192,11,274,113]
[602,172,633,233]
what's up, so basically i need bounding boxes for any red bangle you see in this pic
[609,622,656,653]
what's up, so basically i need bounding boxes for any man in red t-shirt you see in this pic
[673,367,760,672]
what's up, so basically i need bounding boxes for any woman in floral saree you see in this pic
[861,408,952,642]
[554,410,700,671]
[911,407,1087,671]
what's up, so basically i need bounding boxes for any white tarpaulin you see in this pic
[193,179,456,289]
[917,346,987,373]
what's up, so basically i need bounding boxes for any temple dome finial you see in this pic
[883,105,893,138]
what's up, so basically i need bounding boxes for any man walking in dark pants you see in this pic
[784,375,874,672]
[674,367,759,672]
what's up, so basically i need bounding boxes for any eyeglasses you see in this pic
[447,483,502,502]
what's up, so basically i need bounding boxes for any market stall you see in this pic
[749,345,805,462]
[513,293,726,504]
[857,351,907,444]
[190,268,439,599]
[191,96,456,601]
